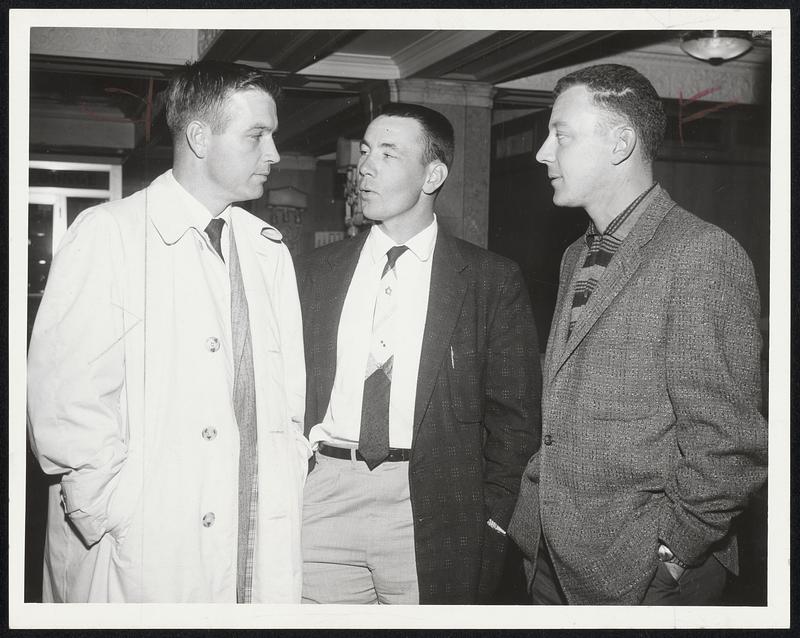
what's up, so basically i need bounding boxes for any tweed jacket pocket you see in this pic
[447,349,486,422]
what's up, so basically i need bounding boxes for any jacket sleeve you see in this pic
[659,227,768,566]
[477,262,542,600]
[275,244,312,481]
[483,263,542,530]
[27,208,129,547]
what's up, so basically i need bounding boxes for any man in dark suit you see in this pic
[297,103,541,604]
[508,64,768,605]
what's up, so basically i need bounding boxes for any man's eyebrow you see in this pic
[248,123,277,133]
[359,140,400,152]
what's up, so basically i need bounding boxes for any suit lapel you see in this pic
[413,232,468,439]
[545,242,585,381]
[549,187,676,381]
[312,233,368,416]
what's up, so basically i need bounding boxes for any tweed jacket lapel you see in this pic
[543,244,584,381]
[310,232,369,416]
[549,186,677,381]
[413,232,469,440]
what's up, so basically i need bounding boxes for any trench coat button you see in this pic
[202,512,216,527]
[206,337,220,352]
[543,434,553,446]
[201,427,218,441]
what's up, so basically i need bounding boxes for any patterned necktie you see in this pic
[217,220,258,604]
[205,217,225,262]
[358,245,409,470]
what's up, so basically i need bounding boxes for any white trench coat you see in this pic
[27,171,310,602]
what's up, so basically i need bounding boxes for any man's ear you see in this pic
[422,161,449,195]
[611,126,636,165]
[185,120,209,159]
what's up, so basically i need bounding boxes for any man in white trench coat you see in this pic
[26,61,310,603]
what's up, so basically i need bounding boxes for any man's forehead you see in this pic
[222,88,277,124]
[226,86,275,105]
[365,115,422,139]
[551,85,605,123]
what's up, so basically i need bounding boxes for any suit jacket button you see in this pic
[543,434,553,446]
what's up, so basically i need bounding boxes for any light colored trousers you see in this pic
[301,450,419,604]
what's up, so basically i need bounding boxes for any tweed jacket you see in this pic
[508,186,767,605]
[297,228,541,604]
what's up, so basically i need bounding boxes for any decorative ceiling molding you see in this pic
[497,44,770,105]
[393,31,496,78]
[299,53,400,79]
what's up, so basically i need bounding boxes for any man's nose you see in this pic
[535,135,554,164]
[263,137,280,164]
[358,153,374,176]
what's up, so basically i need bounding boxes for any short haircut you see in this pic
[379,102,455,169]
[165,60,280,142]
[554,64,666,162]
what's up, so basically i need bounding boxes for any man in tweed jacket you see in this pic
[297,103,541,604]
[508,64,767,605]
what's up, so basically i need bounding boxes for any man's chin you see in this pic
[361,207,381,222]
[239,186,264,203]
[551,193,571,208]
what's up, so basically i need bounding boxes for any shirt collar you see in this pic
[152,170,232,245]
[586,182,657,245]
[169,170,232,228]
[367,215,438,266]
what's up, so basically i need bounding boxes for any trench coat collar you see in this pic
[147,170,284,247]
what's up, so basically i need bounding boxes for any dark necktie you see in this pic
[205,217,225,262]
[358,245,409,470]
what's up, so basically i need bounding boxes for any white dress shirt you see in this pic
[309,217,438,450]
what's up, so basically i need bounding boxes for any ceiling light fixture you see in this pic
[680,30,753,64]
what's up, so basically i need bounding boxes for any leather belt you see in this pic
[318,442,411,463]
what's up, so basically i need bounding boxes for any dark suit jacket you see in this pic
[297,228,541,604]
[508,186,768,604]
